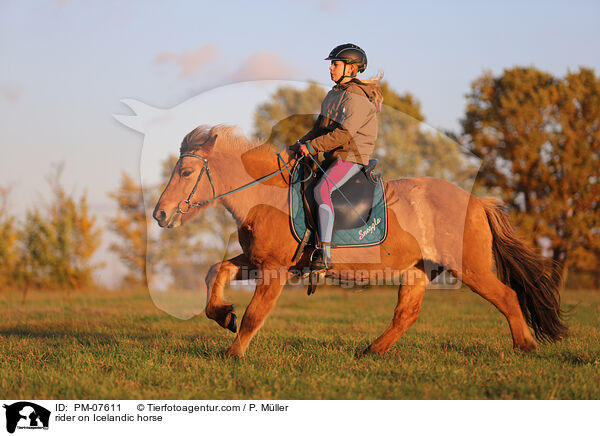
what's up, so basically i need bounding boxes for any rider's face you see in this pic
[330,60,355,83]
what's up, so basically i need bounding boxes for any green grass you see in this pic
[0,286,598,399]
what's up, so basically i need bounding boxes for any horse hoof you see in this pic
[515,342,537,353]
[362,345,387,356]
[226,313,237,333]
[225,346,244,358]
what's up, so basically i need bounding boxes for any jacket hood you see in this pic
[342,79,383,112]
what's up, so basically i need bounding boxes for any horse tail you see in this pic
[480,197,568,343]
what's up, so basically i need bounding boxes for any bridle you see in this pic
[176,153,215,214]
[174,151,299,215]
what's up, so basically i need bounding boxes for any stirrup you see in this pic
[309,247,330,272]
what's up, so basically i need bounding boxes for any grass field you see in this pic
[0,286,598,399]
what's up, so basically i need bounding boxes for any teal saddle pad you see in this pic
[288,161,388,248]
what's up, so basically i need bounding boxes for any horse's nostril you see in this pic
[155,209,167,222]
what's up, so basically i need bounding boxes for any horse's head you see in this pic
[153,126,219,228]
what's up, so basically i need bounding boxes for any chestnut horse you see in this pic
[153,125,566,358]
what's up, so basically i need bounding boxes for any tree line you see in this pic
[0,164,101,291]
[0,66,598,291]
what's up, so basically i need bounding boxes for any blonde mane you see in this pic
[180,125,275,155]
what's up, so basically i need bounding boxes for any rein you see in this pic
[176,152,297,214]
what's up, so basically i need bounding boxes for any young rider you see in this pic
[294,43,383,272]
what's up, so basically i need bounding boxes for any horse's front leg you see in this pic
[225,265,286,358]
[205,254,253,332]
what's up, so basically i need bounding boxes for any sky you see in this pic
[1,0,599,286]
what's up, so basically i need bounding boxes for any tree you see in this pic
[554,68,600,287]
[20,164,102,290]
[461,67,600,283]
[0,186,20,289]
[108,172,150,288]
[375,83,474,186]
[253,82,326,146]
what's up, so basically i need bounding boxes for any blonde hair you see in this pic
[357,70,384,86]
[355,70,384,110]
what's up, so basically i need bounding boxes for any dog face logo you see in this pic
[3,402,50,434]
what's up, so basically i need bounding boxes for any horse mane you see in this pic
[180,125,276,156]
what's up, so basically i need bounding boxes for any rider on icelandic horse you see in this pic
[292,43,383,272]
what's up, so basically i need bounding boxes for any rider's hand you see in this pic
[299,143,310,157]
[289,141,311,158]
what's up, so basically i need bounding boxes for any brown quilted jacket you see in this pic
[299,79,382,165]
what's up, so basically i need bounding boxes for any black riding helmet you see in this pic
[325,43,367,73]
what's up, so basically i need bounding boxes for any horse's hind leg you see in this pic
[364,265,429,356]
[205,254,253,332]
[457,206,538,351]
[459,268,537,352]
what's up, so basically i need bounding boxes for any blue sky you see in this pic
[1,0,599,284]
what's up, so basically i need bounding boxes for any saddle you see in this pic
[304,158,380,231]
[289,157,388,257]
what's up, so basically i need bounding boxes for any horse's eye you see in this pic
[182,170,193,177]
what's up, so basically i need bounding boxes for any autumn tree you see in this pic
[253,82,326,145]
[20,164,102,290]
[375,83,475,186]
[462,67,600,284]
[0,186,20,289]
[108,172,150,288]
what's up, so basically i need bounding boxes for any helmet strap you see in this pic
[335,62,356,84]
